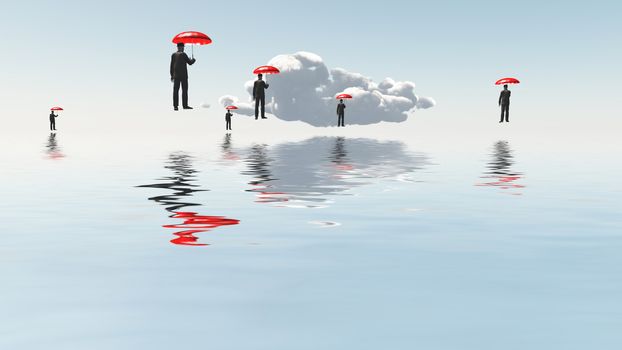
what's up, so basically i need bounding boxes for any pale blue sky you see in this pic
[1,0,621,131]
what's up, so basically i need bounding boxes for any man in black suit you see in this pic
[49,111,58,131]
[225,110,233,130]
[336,99,346,127]
[253,74,269,119]
[499,84,511,123]
[170,43,196,111]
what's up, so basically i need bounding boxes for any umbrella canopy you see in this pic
[172,31,213,45]
[336,93,352,100]
[225,106,238,110]
[253,65,280,75]
[495,77,520,85]
[50,107,64,111]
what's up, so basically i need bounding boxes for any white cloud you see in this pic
[218,95,254,116]
[201,102,211,109]
[220,51,435,126]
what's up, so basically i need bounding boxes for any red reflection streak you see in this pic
[222,152,240,161]
[47,152,65,160]
[332,163,355,179]
[250,184,289,203]
[335,164,354,171]
[476,175,525,191]
[163,212,240,246]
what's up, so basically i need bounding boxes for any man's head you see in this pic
[258,73,263,80]
[177,43,185,52]
[503,84,508,90]
[340,99,343,103]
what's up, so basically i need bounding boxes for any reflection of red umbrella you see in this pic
[164,211,240,246]
[335,93,352,100]
[50,107,64,111]
[172,31,213,58]
[226,106,238,110]
[495,77,520,85]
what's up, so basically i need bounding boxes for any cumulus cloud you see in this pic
[220,51,435,126]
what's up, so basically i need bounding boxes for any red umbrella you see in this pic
[253,65,280,75]
[336,93,352,100]
[495,77,520,85]
[225,106,238,110]
[172,31,213,58]
[253,65,280,88]
[50,107,63,111]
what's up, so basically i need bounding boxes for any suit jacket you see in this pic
[49,113,57,121]
[499,90,511,105]
[337,103,346,115]
[225,111,232,120]
[253,80,269,98]
[170,52,196,79]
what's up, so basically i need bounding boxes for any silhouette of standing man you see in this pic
[499,84,511,123]
[253,74,269,119]
[170,43,196,111]
[49,111,58,131]
[225,110,233,130]
[337,99,346,127]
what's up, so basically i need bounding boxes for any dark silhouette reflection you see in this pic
[242,144,282,203]
[237,137,428,208]
[44,133,65,160]
[138,152,239,246]
[220,133,240,162]
[476,140,525,194]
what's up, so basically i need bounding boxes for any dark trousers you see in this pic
[255,96,266,119]
[226,119,231,130]
[50,120,56,131]
[338,113,345,127]
[500,104,509,122]
[173,78,189,108]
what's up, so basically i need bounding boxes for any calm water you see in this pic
[1,128,621,349]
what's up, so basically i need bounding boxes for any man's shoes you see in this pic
[174,107,179,111]
[183,106,193,110]
[261,117,267,119]
[255,117,258,120]
[499,121,503,123]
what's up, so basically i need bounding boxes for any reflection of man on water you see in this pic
[137,152,239,246]
[253,74,269,120]
[170,43,196,111]
[476,140,524,193]
[49,111,58,131]
[498,84,511,123]
[337,99,346,127]
[45,133,66,159]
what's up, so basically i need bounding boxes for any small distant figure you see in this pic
[337,99,346,127]
[225,110,233,130]
[49,111,58,131]
[499,84,511,123]
[253,74,269,120]
[170,42,196,111]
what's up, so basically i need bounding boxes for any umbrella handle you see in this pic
[192,45,194,59]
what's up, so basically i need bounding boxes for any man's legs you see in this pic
[50,120,54,131]
[181,78,189,108]
[173,79,181,108]
[504,104,510,122]
[255,98,260,119]
[499,106,505,123]
[260,96,266,118]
